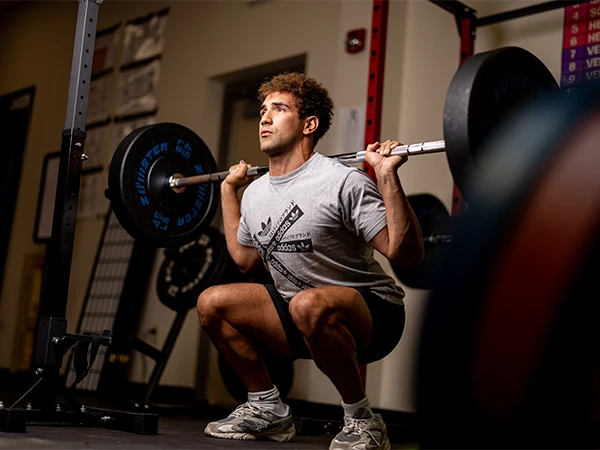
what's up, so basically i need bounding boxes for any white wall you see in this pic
[0,0,565,413]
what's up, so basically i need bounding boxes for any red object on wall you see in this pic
[362,0,389,184]
[452,17,475,217]
[346,28,367,53]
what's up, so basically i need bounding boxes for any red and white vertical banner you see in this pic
[562,1,600,92]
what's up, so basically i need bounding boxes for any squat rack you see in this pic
[363,0,579,217]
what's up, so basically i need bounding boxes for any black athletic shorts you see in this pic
[265,284,406,365]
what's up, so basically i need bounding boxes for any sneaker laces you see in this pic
[342,416,382,445]
[230,402,262,418]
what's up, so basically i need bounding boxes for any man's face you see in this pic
[259,91,305,156]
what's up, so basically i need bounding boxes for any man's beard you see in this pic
[260,137,286,156]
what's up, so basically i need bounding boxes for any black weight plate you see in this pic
[444,46,559,203]
[418,79,598,448]
[105,125,152,204]
[392,194,451,289]
[156,226,228,311]
[108,123,219,247]
[218,351,294,404]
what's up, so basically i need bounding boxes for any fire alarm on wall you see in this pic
[346,28,366,53]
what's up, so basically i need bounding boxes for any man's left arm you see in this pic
[365,140,424,267]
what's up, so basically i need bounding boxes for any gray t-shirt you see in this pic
[238,152,405,305]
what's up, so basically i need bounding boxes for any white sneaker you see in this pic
[204,402,296,442]
[329,413,391,450]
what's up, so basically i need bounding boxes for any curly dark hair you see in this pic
[258,72,334,148]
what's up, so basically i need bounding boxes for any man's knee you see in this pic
[197,285,228,328]
[289,290,334,335]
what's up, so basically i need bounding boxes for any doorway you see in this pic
[218,54,306,172]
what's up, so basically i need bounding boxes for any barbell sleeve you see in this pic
[169,139,447,190]
[336,140,446,165]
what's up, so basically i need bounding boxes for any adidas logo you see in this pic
[258,217,272,237]
[298,242,311,251]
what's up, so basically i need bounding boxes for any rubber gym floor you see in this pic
[0,383,418,449]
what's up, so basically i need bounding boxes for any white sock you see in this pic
[342,396,373,420]
[247,385,289,417]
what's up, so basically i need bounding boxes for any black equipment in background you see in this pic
[154,226,294,403]
[0,0,158,434]
[392,194,453,290]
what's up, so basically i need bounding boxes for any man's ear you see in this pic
[303,116,319,136]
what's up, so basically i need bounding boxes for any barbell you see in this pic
[107,46,559,247]
[167,140,447,190]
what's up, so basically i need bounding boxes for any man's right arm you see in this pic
[221,162,263,274]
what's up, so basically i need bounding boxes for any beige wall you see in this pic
[0,0,564,412]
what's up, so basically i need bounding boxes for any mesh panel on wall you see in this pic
[66,210,155,392]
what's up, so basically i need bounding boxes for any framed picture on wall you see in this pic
[33,152,60,243]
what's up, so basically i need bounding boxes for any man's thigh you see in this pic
[202,282,292,357]
[282,286,404,364]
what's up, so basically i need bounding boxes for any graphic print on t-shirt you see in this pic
[252,200,315,290]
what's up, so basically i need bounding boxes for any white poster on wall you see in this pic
[87,74,112,125]
[122,11,168,66]
[115,60,161,118]
[93,26,120,74]
[83,124,111,170]
[337,105,366,155]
